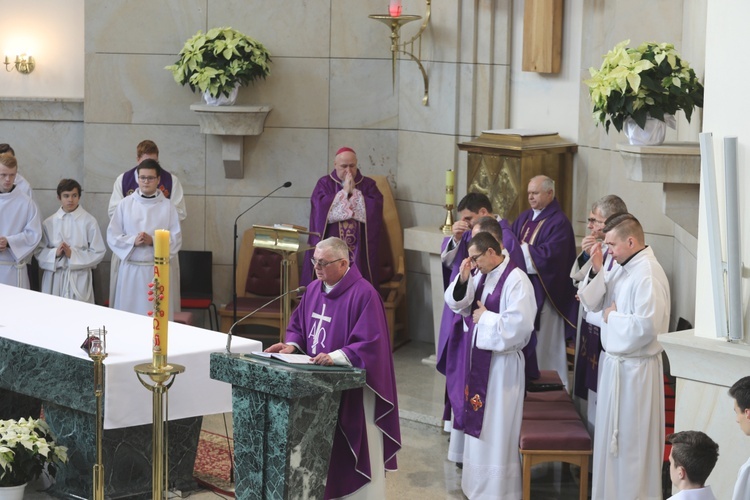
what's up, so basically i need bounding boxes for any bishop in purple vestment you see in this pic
[266,237,400,499]
[301,147,383,288]
[500,175,578,385]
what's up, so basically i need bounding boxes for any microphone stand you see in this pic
[232,182,292,326]
[226,286,305,354]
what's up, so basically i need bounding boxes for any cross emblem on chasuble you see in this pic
[309,303,331,354]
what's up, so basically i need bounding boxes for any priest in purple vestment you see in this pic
[266,237,400,499]
[500,175,578,387]
[300,147,383,288]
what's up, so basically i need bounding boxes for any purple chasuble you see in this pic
[284,265,400,499]
[463,260,517,438]
[121,166,175,199]
[301,171,383,288]
[501,198,578,340]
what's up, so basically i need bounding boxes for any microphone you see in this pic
[232,181,293,325]
[226,285,305,354]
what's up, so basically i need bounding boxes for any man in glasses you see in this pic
[444,231,536,499]
[266,237,400,499]
[0,152,41,288]
[569,194,627,433]
[301,147,383,287]
[107,159,182,318]
[107,140,186,308]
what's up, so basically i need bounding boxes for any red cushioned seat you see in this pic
[519,419,592,451]
[523,401,580,421]
[525,390,571,403]
[535,370,563,386]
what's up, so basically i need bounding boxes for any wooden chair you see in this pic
[371,175,408,349]
[218,228,299,333]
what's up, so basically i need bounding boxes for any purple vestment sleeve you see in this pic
[301,172,383,287]
[285,266,400,499]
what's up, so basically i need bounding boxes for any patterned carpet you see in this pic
[193,430,235,496]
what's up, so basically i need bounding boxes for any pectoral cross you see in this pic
[309,303,332,354]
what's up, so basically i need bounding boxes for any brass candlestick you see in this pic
[86,327,108,500]
[134,363,185,500]
[441,204,455,234]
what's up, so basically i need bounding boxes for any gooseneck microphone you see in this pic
[225,285,306,354]
[232,181,293,325]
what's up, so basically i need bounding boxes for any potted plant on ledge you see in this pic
[166,27,272,106]
[584,40,704,145]
[0,417,68,499]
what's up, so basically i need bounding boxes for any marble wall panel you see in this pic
[204,196,310,267]
[332,0,392,60]
[456,63,510,138]
[83,123,205,195]
[0,121,83,190]
[406,271,434,343]
[211,0,330,59]
[204,128,329,198]
[34,189,61,223]
[213,264,233,306]
[84,54,200,126]
[182,195,206,250]
[461,0,511,65]
[398,200,441,276]
[85,0,206,55]
[398,61,458,135]
[396,130,458,206]
[329,58,399,130]
[327,129,398,191]
[234,58,330,129]
[672,228,698,328]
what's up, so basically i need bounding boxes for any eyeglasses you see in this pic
[587,218,606,225]
[310,258,343,269]
[138,176,158,182]
[469,250,487,263]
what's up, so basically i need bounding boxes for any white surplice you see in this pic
[733,457,750,500]
[107,190,182,319]
[36,206,106,303]
[0,188,42,288]
[578,246,670,500]
[445,254,537,500]
[670,485,716,499]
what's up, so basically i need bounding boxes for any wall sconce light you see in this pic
[4,54,35,74]
[369,0,431,106]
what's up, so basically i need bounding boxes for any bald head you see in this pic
[528,175,555,211]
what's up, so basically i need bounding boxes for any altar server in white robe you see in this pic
[0,153,42,289]
[107,159,181,318]
[37,179,105,303]
[445,231,537,500]
[578,213,670,500]
[0,143,32,199]
[729,376,750,500]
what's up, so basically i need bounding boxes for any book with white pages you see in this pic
[251,351,314,364]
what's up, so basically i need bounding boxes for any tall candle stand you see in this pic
[441,204,455,234]
[86,327,108,500]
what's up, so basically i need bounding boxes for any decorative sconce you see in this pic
[369,0,431,106]
[4,53,35,74]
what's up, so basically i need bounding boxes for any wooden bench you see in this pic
[520,370,592,500]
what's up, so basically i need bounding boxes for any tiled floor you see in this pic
[28,341,587,499]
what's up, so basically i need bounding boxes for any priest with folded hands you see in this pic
[266,236,401,499]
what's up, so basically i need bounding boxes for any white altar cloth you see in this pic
[0,284,260,429]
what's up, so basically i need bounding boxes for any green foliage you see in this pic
[165,27,272,99]
[0,418,68,487]
[584,40,704,133]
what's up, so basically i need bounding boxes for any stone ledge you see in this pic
[0,97,83,122]
[619,141,700,184]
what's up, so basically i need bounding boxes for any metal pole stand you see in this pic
[134,363,185,500]
[89,346,108,500]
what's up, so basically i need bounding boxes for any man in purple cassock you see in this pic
[445,232,537,498]
[500,175,578,387]
[266,237,400,499]
[301,147,383,288]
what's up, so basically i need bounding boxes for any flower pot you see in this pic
[623,116,667,146]
[202,84,240,106]
[0,483,27,500]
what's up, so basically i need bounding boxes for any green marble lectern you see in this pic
[210,353,366,499]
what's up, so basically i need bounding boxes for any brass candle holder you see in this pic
[134,363,185,500]
[441,204,455,234]
[86,327,108,500]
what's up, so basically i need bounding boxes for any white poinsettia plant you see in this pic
[0,418,68,487]
[584,40,704,133]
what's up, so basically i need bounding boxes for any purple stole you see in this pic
[463,260,517,438]
[517,217,548,312]
[573,251,615,399]
[122,166,174,199]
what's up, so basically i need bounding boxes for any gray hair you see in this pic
[592,194,628,219]
[533,175,555,196]
[317,237,350,261]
